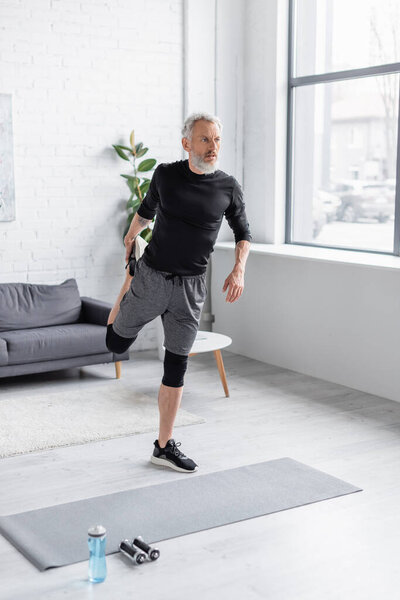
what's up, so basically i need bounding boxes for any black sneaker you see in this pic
[150,438,198,473]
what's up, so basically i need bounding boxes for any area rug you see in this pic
[0,457,362,570]
[0,383,205,458]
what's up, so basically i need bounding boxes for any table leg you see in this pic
[213,349,229,397]
[115,361,121,379]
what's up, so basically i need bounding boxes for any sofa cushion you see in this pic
[1,323,109,366]
[0,279,82,332]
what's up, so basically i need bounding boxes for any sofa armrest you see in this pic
[0,337,8,366]
[80,296,112,326]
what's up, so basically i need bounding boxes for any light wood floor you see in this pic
[0,349,399,600]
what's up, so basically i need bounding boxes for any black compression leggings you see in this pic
[106,324,188,387]
[162,349,189,388]
[106,323,137,354]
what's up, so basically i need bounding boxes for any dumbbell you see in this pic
[119,539,146,564]
[132,536,160,561]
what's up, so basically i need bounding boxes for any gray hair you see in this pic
[181,112,223,140]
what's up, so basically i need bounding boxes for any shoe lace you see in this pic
[169,440,186,458]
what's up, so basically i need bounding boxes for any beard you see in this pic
[191,149,219,174]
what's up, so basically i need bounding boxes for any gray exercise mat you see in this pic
[0,457,362,571]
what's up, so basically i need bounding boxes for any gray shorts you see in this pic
[112,256,208,355]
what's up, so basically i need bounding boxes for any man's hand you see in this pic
[222,267,245,303]
[124,234,136,263]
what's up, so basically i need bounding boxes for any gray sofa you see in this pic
[0,278,129,379]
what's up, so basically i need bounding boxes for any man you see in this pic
[106,112,252,473]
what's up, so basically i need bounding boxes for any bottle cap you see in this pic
[88,525,106,537]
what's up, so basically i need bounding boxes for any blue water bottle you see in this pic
[88,525,107,583]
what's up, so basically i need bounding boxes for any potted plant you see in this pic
[112,131,164,360]
[112,129,157,243]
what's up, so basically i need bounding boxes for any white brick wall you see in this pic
[0,0,183,351]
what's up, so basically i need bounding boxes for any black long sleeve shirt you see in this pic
[136,158,252,275]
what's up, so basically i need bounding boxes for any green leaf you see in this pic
[112,145,130,161]
[135,142,143,154]
[117,145,133,152]
[121,175,140,185]
[132,198,141,211]
[126,196,141,211]
[127,179,137,194]
[136,147,148,158]
[140,180,150,195]
[143,229,153,242]
[138,158,157,172]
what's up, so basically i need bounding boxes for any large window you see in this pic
[287,0,400,255]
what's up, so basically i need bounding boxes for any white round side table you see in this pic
[163,330,232,397]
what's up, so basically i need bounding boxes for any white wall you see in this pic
[0,0,183,351]
[211,0,400,404]
[242,0,288,245]
[212,245,400,403]
[183,0,216,122]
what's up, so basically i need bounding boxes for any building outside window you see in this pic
[287,0,400,254]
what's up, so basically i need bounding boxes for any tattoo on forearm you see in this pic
[138,215,151,227]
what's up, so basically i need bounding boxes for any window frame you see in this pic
[285,0,400,256]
